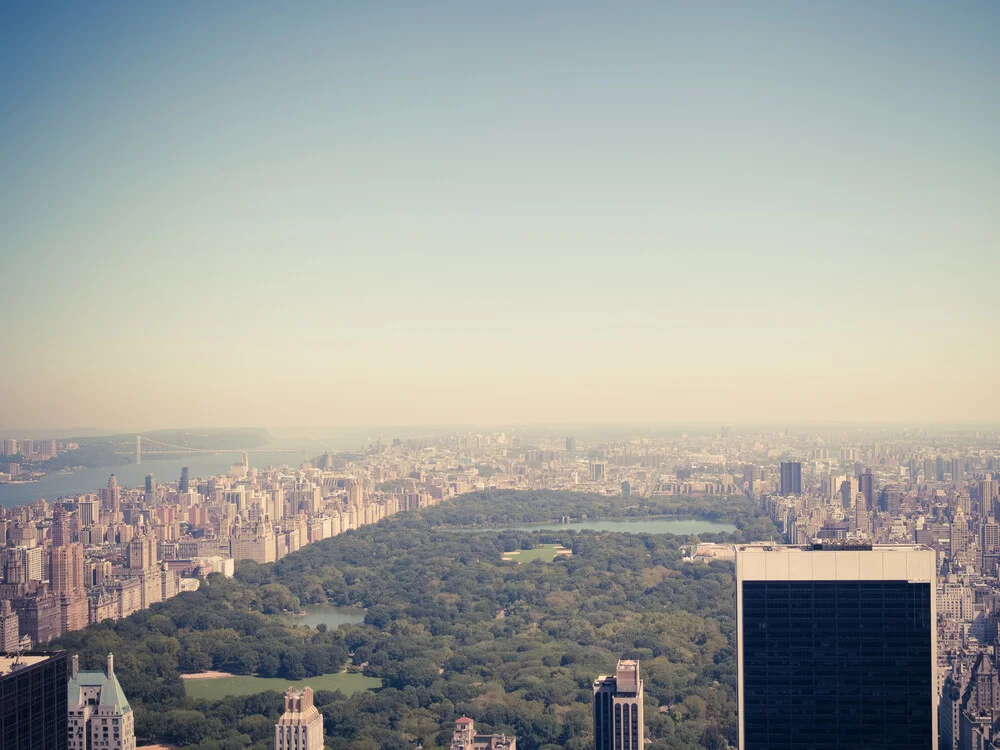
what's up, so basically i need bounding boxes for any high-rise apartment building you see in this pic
[179,466,190,493]
[779,461,802,496]
[68,653,136,750]
[0,650,68,750]
[591,461,607,483]
[144,474,156,501]
[275,686,324,750]
[593,660,644,750]
[736,543,935,749]
[0,602,20,651]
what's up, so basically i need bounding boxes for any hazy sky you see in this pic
[2,2,998,430]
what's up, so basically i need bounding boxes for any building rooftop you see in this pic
[0,653,54,678]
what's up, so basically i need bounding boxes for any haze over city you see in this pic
[2,1,998,430]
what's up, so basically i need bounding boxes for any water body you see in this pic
[456,517,737,535]
[282,604,367,629]
[0,450,313,508]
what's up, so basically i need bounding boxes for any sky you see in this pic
[1,1,998,430]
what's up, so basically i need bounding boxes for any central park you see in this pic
[52,489,778,750]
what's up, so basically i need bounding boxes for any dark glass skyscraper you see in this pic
[179,466,190,493]
[0,650,69,750]
[779,461,802,496]
[593,660,644,750]
[736,544,936,749]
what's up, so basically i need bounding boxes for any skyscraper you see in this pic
[144,474,156,500]
[275,686,324,750]
[779,462,802,496]
[0,650,69,750]
[51,504,70,548]
[736,543,935,749]
[179,466,190,493]
[859,468,875,511]
[592,660,644,750]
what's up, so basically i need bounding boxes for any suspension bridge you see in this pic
[132,435,325,464]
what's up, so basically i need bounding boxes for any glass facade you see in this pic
[741,580,932,749]
[0,651,69,750]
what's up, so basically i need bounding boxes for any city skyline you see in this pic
[2,1,998,429]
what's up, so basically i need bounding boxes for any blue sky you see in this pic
[1,2,998,429]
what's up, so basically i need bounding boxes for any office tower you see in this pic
[949,457,959,482]
[936,455,945,482]
[68,653,136,750]
[949,507,969,558]
[591,461,607,482]
[779,462,801,496]
[566,436,577,452]
[0,650,69,750]
[840,477,858,509]
[736,543,936,749]
[275,686,324,750]
[924,457,935,482]
[592,660,644,750]
[859,468,875,511]
[179,466,190,493]
[979,478,997,511]
[144,474,156,500]
[981,519,1000,573]
[76,496,100,527]
[450,717,516,750]
[100,474,121,516]
[742,464,756,488]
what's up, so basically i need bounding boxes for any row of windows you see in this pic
[741,581,932,750]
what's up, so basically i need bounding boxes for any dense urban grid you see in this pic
[0,426,999,748]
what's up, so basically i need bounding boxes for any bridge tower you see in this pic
[136,435,141,465]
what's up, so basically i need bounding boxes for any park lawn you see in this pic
[501,543,572,564]
[184,671,381,700]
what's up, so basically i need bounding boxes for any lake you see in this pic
[453,517,737,535]
[282,604,367,630]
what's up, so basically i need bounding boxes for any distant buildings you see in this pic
[736,543,935,749]
[593,660,644,750]
[68,653,135,750]
[0,650,69,750]
[275,686,324,750]
[450,717,516,750]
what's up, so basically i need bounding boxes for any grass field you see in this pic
[184,671,381,700]
[501,543,572,564]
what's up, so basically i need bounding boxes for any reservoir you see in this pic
[450,517,737,535]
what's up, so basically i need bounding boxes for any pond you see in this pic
[282,604,367,630]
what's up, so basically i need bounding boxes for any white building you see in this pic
[68,653,136,750]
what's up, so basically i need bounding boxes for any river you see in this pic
[0,450,315,508]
